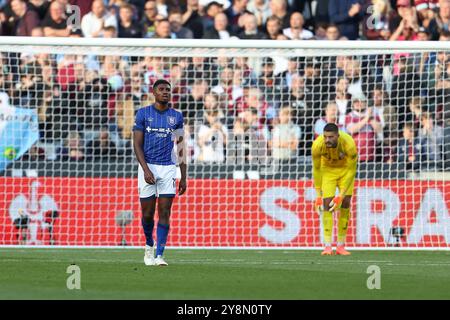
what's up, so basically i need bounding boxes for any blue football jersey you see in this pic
[133,105,184,165]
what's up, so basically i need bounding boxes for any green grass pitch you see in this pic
[1,248,449,300]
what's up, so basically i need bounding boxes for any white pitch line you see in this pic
[1,258,450,267]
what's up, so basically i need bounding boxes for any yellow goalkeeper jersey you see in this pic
[311,131,358,195]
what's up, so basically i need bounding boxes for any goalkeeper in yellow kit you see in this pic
[312,123,357,256]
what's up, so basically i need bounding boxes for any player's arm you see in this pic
[177,135,187,195]
[311,140,322,197]
[175,116,187,195]
[311,139,324,212]
[340,138,358,197]
[133,111,155,184]
[311,139,323,197]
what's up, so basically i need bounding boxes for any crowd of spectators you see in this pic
[0,0,449,170]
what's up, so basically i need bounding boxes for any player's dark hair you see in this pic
[153,79,171,91]
[323,123,339,133]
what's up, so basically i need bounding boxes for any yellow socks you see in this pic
[338,208,350,245]
[322,211,333,246]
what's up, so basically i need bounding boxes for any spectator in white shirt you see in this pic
[282,12,313,40]
[81,0,118,38]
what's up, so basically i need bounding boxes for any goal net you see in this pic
[0,37,449,249]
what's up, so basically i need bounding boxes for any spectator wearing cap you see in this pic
[414,1,435,28]
[42,1,71,37]
[169,11,194,38]
[182,0,204,38]
[247,0,272,28]
[203,12,233,38]
[237,12,267,38]
[345,94,383,162]
[329,0,364,40]
[269,0,291,29]
[8,0,40,36]
[363,0,395,40]
[428,0,450,40]
[118,3,142,38]
[201,1,224,31]
[282,12,313,39]
[225,0,250,34]
[81,0,118,38]
[265,15,282,39]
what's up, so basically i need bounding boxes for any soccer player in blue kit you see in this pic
[133,79,187,266]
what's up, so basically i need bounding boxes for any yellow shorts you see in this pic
[321,167,355,199]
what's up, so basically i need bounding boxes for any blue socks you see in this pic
[141,218,154,247]
[156,223,170,257]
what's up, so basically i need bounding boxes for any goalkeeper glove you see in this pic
[315,197,323,214]
[329,196,342,212]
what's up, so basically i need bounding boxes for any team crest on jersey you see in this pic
[148,117,153,122]
[167,116,176,126]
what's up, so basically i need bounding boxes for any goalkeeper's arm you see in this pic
[311,141,322,197]
[339,141,358,197]
[340,153,357,196]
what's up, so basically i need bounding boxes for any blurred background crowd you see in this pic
[0,0,449,170]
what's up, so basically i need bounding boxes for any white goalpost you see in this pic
[0,37,449,249]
